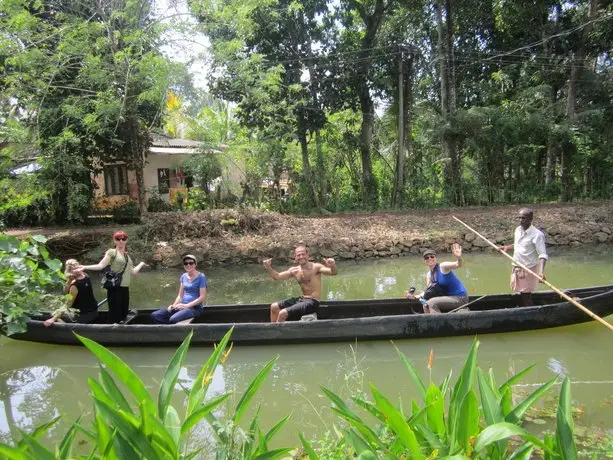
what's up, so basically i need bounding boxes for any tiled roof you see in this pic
[150,133,204,148]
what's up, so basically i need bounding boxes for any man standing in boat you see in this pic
[263,246,337,323]
[499,208,548,306]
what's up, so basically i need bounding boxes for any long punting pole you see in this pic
[452,215,613,332]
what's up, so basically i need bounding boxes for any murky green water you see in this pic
[2,246,613,448]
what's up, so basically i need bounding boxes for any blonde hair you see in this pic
[64,259,79,278]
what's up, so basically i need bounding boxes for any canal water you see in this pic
[1,246,613,448]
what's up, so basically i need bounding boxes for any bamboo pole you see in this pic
[452,215,613,332]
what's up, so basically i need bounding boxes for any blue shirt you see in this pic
[431,264,467,296]
[181,273,207,308]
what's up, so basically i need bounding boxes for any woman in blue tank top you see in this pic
[405,244,469,314]
[151,254,208,324]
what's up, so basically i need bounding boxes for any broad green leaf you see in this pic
[499,364,536,394]
[244,407,261,456]
[506,377,557,424]
[16,430,55,460]
[88,377,116,408]
[508,442,535,460]
[455,390,479,454]
[356,451,378,460]
[352,395,385,422]
[233,356,278,424]
[299,432,320,460]
[92,398,162,459]
[473,422,554,455]
[342,429,374,456]
[370,384,425,459]
[262,414,291,445]
[28,415,61,440]
[31,234,47,243]
[322,387,382,447]
[394,343,427,400]
[425,383,445,436]
[45,258,62,272]
[181,392,232,435]
[477,369,504,426]
[413,424,445,452]
[186,328,233,416]
[251,447,294,459]
[0,444,28,460]
[477,368,507,457]
[77,334,155,416]
[556,377,578,460]
[449,339,479,446]
[158,331,192,418]
[99,367,133,414]
[164,405,181,447]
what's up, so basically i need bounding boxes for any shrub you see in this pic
[111,199,141,224]
[0,234,65,335]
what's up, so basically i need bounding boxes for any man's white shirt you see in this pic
[513,225,548,267]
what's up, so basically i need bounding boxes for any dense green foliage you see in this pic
[0,234,65,335]
[0,0,176,223]
[1,0,612,221]
[188,0,613,210]
[0,333,594,459]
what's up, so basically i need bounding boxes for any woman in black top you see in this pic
[44,259,99,327]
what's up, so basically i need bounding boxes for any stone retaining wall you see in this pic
[151,225,613,268]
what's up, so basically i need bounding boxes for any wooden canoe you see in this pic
[10,285,613,346]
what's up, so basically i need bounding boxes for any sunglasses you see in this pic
[183,260,195,266]
[423,255,436,260]
[114,237,128,241]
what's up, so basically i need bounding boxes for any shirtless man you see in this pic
[263,246,337,323]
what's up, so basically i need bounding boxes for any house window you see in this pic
[104,164,128,195]
[158,168,170,193]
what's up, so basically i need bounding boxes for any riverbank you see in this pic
[7,201,613,267]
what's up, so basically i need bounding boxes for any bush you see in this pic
[0,177,55,227]
[111,199,141,224]
[147,190,173,212]
[0,234,65,335]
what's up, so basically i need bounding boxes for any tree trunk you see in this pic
[563,0,598,201]
[436,0,460,204]
[359,91,377,207]
[314,129,326,204]
[355,0,386,208]
[403,52,414,188]
[393,47,404,208]
[435,1,448,117]
[131,123,147,215]
[297,109,319,207]
[306,52,327,206]
[445,0,456,113]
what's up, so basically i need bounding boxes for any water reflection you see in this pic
[1,245,613,446]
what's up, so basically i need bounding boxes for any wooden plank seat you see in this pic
[300,313,318,322]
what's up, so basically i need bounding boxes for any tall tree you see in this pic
[0,0,173,220]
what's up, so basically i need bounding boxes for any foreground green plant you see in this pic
[300,339,580,459]
[0,234,65,335]
[0,329,292,459]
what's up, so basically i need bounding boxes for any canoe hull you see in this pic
[11,286,613,346]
